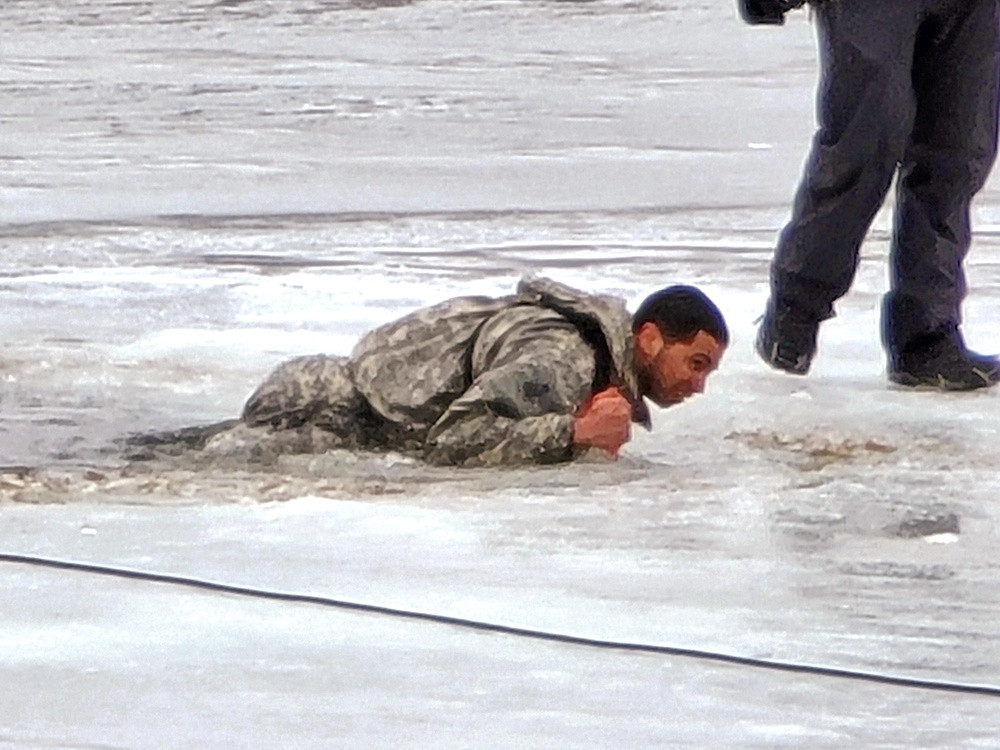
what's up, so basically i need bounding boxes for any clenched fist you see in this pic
[572,386,633,457]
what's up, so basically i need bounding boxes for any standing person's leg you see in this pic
[758,0,922,373]
[883,0,1000,389]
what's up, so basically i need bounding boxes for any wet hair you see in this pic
[631,285,729,346]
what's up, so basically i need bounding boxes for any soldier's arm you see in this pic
[423,309,598,467]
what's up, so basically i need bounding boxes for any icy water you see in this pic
[3,1,1000,747]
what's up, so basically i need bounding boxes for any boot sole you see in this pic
[888,369,999,391]
[756,337,812,375]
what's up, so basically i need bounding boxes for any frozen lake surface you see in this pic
[2,0,1000,747]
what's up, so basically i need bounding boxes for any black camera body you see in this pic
[738,0,806,26]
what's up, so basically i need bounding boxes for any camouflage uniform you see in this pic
[239,277,651,467]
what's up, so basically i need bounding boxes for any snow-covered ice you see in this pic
[2,1,1000,747]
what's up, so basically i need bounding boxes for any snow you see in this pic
[2,0,1000,747]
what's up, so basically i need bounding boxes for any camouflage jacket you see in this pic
[242,277,651,467]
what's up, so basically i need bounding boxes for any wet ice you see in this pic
[2,1,1000,747]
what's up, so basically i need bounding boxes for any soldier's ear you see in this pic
[634,322,665,363]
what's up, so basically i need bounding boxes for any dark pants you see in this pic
[770,0,1000,351]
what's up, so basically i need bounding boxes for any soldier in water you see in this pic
[130,277,728,467]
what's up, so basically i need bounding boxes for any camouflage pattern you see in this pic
[238,277,651,467]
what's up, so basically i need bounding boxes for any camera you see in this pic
[738,0,806,26]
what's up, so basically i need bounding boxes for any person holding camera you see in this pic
[742,0,1000,390]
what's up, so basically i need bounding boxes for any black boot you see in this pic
[888,328,1000,391]
[756,300,820,375]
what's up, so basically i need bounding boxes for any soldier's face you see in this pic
[635,324,724,407]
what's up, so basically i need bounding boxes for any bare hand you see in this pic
[572,386,632,456]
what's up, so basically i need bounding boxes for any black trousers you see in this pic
[770,0,1000,351]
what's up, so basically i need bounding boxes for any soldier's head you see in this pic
[632,286,728,407]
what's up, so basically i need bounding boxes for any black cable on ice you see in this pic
[3,552,998,698]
